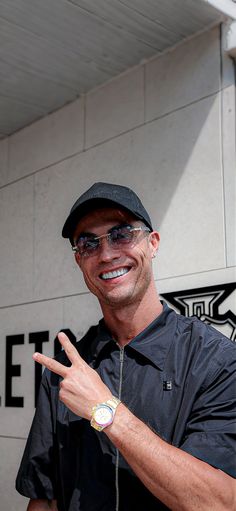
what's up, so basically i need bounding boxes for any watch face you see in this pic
[94,405,113,426]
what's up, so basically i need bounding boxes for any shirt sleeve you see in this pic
[15,369,57,499]
[180,343,236,478]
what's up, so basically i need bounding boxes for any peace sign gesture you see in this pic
[33,332,112,420]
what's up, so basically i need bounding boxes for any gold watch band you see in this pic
[106,396,121,410]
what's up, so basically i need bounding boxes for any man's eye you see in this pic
[84,238,98,249]
[76,237,97,251]
[111,227,131,241]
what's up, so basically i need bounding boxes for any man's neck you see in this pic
[101,292,163,347]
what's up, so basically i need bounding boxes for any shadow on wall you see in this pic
[55,93,219,234]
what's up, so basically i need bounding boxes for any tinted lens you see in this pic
[110,226,134,245]
[76,236,99,255]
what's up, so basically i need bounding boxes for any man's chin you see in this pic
[98,289,139,308]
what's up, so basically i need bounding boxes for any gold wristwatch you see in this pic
[90,396,121,432]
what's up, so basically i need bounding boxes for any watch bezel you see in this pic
[93,403,114,427]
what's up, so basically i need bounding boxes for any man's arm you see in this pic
[106,403,236,511]
[33,332,236,511]
[27,499,58,511]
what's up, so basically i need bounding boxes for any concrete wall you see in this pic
[0,25,235,510]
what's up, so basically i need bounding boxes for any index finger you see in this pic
[57,331,84,366]
[33,352,68,378]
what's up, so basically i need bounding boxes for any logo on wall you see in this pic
[161,282,236,342]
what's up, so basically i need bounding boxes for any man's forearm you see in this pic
[27,499,58,511]
[106,404,236,511]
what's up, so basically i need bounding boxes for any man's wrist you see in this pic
[90,396,121,432]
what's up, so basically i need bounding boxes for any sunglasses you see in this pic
[72,224,151,257]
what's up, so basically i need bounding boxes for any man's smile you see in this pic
[99,267,130,280]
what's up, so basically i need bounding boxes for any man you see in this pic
[16,182,236,510]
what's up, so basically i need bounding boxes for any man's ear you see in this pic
[148,231,160,257]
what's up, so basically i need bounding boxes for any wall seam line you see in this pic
[83,93,87,151]
[219,23,228,268]
[0,435,27,440]
[143,63,146,123]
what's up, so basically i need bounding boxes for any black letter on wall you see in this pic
[5,335,24,407]
[29,331,49,407]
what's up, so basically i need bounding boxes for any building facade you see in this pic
[0,23,235,511]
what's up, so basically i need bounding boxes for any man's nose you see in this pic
[98,237,120,261]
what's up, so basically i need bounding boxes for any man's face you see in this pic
[73,208,160,309]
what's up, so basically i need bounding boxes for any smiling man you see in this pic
[16,182,236,511]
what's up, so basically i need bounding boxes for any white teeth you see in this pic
[101,268,129,280]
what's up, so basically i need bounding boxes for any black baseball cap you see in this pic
[62,182,153,239]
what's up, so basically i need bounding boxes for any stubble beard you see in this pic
[97,270,152,311]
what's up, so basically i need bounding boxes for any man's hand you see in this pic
[27,499,58,510]
[33,332,112,419]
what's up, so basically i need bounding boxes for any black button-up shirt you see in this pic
[16,303,236,510]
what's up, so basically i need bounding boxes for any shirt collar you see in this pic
[91,302,177,371]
